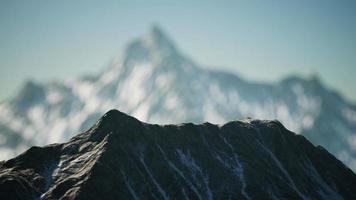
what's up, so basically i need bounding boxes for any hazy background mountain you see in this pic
[1,1,356,102]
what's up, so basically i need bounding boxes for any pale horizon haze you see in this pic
[1,0,356,102]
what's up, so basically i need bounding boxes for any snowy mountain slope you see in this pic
[0,26,356,171]
[0,110,355,199]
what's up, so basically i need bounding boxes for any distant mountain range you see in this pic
[0,26,355,172]
[0,110,355,199]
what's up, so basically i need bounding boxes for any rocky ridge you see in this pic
[0,110,355,199]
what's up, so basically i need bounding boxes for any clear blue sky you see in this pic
[1,0,355,102]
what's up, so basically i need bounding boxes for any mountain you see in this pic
[0,26,356,172]
[0,109,355,199]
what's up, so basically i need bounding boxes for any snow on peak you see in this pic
[148,25,176,48]
[144,25,179,58]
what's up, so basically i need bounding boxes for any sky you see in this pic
[0,0,356,102]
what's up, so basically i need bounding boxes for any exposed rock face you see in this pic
[0,110,355,199]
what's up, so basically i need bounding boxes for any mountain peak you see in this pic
[145,25,177,54]
[122,25,180,64]
[88,109,142,142]
[150,25,167,38]
[99,109,141,128]
[149,25,173,44]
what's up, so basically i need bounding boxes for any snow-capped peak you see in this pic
[146,25,177,53]
[121,25,180,68]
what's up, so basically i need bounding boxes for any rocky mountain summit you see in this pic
[0,110,355,200]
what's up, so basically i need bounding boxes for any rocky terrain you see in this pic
[0,26,356,172]
[0,110,355,199]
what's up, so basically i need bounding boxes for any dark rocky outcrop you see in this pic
[0,109,355,199]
